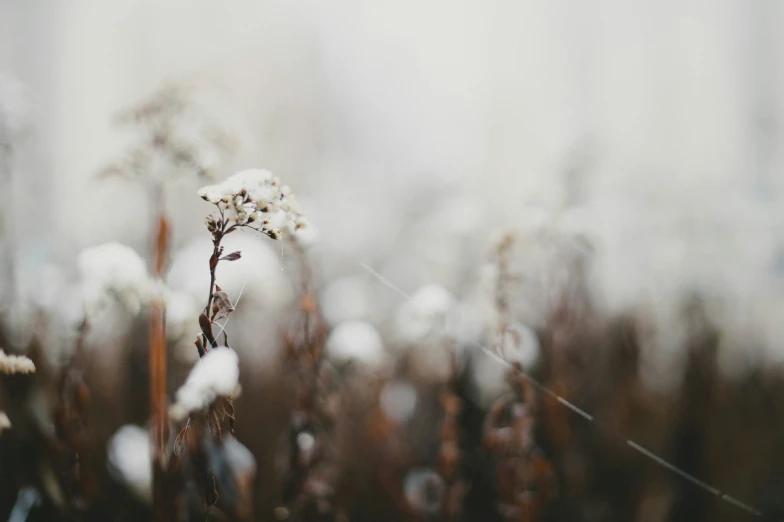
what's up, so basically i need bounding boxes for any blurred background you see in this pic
[2,1,784,521]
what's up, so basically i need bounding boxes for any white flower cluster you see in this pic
[326,320,386,369]
[0,350,35,374]
[78,242,152,317]
[107,424,152,504]
[198,169,307,240]
[170,346,240,420]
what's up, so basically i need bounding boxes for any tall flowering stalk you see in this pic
[195,169,306,352]
[279,238,338,521]
[100,85,236,520]
[168,169,305,518]
[486,233,557,521]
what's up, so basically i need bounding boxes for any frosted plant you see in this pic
[0,349,35,374]
[100,85,236,183]
[165,169,304,515]
[194,168,306,355]
[77,242,153,317]
[170,346,240,421]
[197,168,307,241]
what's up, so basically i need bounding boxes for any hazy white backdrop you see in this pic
[3,0,784,373]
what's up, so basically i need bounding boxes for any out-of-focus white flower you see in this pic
[403,468,445,515]
[170,347,240,420]
[326,320,386,368]
[107,425,151,504]
[469,349,508,407]
[320,275,372,326]
[0,412,11,432]
[379,380,417,424]
[0,350,35,374]
[198,168,306,239]
[500,323,540,369]
[395,284,453,343]
[165,289,199,342]
[78,242,152,317]
[221,435,257,477]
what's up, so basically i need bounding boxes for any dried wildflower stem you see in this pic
[438,353,465,521]
[281,239,335,519]
[494,233,515,354]
[149,192,171,520]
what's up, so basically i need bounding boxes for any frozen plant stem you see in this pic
[149,188,170,521]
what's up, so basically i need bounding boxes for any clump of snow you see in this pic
[107,425,151,504]
[326,320,386,368]
[320,275,372,326]
[379,380,417,424]
[0,350,35,374]
[198,168,306,239]
[171,347,240,420]
[78,242,152,317]
[395,284,454,343]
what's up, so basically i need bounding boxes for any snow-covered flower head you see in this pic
[0,350,35,375]
[198,168,306,240]
[170,346,240,420]
[78,242,152,317]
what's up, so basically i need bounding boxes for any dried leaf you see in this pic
[199,313,216,347]
[212,290,234,322]
[221,251,242,262]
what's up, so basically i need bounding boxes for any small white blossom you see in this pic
[107,425,152,504]
[0,350,35,374]
[0,412,10,432]
[500,323,540,369]
[326,320,386,368]
[78,242,152,317]
[379,380,417,424]
[395,284,453,343]
[197,168,306,240]
[171,347,240,420]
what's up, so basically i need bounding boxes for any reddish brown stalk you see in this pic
[437,354,465,521]
[150,210,170,521]
[280,239,337,521]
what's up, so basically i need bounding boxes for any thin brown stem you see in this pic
[149,193,171,521]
